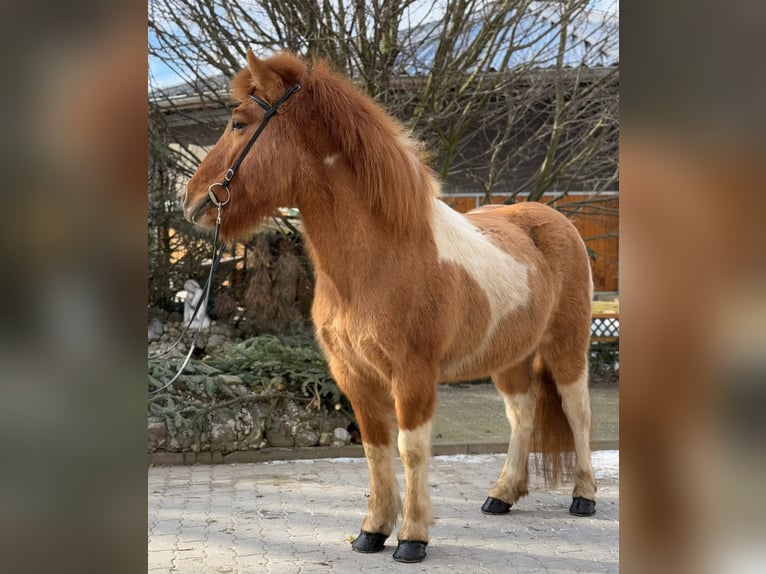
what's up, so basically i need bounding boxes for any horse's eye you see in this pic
[231,119,246,131]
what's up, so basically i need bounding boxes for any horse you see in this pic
[184,50,597,564]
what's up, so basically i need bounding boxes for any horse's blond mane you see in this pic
[305,60,439,232]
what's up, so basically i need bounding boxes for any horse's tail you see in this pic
[532,353,575,486]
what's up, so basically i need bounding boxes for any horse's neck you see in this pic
[298,185,431,299]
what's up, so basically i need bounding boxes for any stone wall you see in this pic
[149,318,355,455]
[148,397,352,454]
[148,315,234,357]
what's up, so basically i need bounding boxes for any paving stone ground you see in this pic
[148,451,618,573]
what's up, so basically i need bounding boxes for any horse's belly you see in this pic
[438,311,543,381]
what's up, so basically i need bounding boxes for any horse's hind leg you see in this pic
[330,360,400,553]
[543,345,597,516]
[558,365,597,515]
[482,358,536,514]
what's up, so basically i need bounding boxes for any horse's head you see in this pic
[184,50,310,238]
[186,50,437,240]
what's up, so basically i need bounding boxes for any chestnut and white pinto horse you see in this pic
[184,50,596,563]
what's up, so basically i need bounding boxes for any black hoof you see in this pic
[393,540,428,563]
[481,496,512,515]
[569,496,596,516]
[351,530,388,553]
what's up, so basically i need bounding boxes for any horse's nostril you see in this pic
[185,195,214,224]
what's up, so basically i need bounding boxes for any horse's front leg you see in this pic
[329,359,400,553]
[391,364,437,563]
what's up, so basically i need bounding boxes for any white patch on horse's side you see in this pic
[430,198,531,377]
[324,154,339,167]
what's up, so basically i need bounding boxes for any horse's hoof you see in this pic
[569,496,596,516]
[393,540,428,563]
[481,496,512,514]
[351,530,388,553]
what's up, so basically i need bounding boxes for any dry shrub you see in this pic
[241,228,311,335]
[212,291,238,320]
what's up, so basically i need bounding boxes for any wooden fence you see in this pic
[591,312,620,343]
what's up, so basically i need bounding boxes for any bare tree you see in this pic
[149,0,617,193]
[148,105,184,309]
[398,0,619,200]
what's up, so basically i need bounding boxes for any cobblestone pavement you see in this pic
[148,451,618,573]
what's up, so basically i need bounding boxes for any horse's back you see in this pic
[467,202,590,280]
[468,201,582,244]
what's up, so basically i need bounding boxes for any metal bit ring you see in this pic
[208,182,231,207]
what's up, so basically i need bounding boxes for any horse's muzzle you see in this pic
[184,195,214,226]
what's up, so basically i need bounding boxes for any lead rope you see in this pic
[148,203,226,395]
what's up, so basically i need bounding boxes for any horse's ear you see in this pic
[246,49,280,93]
[232,50,303,101]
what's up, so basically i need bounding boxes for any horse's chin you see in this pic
[194,211,218,230]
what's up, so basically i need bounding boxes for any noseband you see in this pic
[150,82,301,395]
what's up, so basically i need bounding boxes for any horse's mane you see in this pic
[305,60,439,232]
